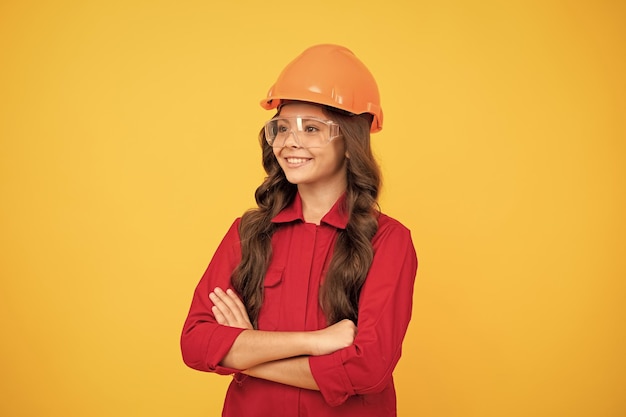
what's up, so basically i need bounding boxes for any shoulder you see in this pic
[369,212,418,274]
[371,212,415,248]
[222,217,242,237]
[375,212,411,236]
[216,217,243,249]
[374,210,417,249]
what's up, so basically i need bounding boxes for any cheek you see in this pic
[331,142,348,164]
[333,138,347,154]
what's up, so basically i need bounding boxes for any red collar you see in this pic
[271,192,349,229]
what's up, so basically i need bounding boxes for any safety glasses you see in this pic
[264,116,341,148]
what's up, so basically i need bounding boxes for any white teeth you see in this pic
[287,158,308,164]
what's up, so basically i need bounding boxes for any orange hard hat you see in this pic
[260,44,383,133]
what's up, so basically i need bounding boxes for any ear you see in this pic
[345,151,350,159]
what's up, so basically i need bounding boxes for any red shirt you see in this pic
[181,194,418,416]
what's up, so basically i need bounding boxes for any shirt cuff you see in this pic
[207,325,246,375]
[309,350,355,407]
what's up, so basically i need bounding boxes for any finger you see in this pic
[209,291,229,325]
[214,287,247,325]
[214,287,236,306]
[211,305,227,325]
[225,288,245,310]
[209,290,236,324]
[226,289,252,323]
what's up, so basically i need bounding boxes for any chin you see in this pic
[284,176,306,185]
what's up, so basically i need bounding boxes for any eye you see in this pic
[302,119,326,134]
[276,123,289,134]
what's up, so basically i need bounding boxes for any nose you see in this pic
[281,130,301,148]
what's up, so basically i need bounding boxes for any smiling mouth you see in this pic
[286,157,311,164]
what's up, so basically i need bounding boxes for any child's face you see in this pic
[272,102,348,193]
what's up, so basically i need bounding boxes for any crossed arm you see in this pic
[209,287,357,390]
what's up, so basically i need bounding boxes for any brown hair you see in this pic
[231,105,381,327]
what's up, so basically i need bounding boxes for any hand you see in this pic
[309,319,357,356]
[209,287,254,330]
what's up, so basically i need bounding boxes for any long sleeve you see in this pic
[180,219,246,375]
[308,216,418,406]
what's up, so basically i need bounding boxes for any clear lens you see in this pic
[264,117,340,148]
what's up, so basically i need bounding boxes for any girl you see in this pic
[181,44,418,416]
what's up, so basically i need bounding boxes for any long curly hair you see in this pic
[231,105,381,327]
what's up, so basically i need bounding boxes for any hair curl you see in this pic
[231,105,381,327]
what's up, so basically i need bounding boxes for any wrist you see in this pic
[292,331,313,356]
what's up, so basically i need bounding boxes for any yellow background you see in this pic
[1,1,624,416]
